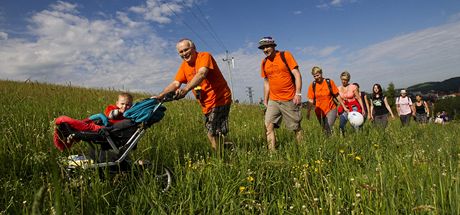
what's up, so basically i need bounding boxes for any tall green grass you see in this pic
[1,80,459,214]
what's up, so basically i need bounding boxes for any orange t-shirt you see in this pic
[261,51,298,101]
[175,52,232,114]
[307,79,339,117]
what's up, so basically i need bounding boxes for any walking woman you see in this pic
[369,83,394,128]
[307,66,347,135]
[337,71,365,135]
[414,94,430,123]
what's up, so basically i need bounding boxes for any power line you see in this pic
[191,2,228,52]
[176,0,227,53]
[159,0,218,54]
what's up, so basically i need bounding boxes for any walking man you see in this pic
[259,36,302,151]
[153,38,232,151]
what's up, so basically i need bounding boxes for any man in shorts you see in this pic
[153,38,232,151]
[258,36,303,151]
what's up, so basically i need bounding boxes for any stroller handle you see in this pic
[150,91,176,114]
[161,91,178,103]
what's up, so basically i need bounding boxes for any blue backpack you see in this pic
[123,98,166,124]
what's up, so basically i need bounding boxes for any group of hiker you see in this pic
[55,36,434,152]
[154,36,435,152]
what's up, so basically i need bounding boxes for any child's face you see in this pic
[116,96,132,113]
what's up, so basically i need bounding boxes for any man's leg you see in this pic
[207,132,218,151]
[205,105,230,152]
[266,123,276,151]
[279,100,303,144]
[265,100,281,151]
[295,129,303,144]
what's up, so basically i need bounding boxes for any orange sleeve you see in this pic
[283,51,299,71]
[307,83,314,100]
[174,63,187,84]
[196,52,215,71]
[260,60,267,78]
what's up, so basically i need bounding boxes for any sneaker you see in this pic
[66,133,76,145]
[223,142,235,150]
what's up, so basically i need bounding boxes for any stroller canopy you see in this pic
[123,98,166,125]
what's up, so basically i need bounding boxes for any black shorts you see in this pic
[205,105,231,136]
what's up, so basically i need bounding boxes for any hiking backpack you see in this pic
[262,51,296,86]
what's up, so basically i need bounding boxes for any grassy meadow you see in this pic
[1,79,459,214]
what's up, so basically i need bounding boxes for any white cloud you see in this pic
[0,1,180,93]
[330,0,343,6]
[449,12,460,23]
[0,32,7,40]
[215,48,264,101]
[247,21,460,97]
[293,11,302,15]
[297,45,340,57]
[116,12,144,28]
[129,0,195,24]
[50,1,78,13]
[317,0,356,9]
[343,21,460,91]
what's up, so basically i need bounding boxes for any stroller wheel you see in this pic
[155,166,173,192]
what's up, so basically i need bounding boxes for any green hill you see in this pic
[407,76,460,93]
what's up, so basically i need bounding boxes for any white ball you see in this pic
[348,111,364,127]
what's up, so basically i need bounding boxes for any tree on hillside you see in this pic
[385,82,396,107]
[434,97,460,120]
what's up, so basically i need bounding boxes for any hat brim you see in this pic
[258,44,277,49]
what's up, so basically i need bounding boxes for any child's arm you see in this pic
[104,105,121,119]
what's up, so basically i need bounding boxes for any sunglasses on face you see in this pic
[259,45,273,50]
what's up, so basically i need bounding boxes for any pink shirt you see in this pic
[339,84,357,102]
[396,96,412,115]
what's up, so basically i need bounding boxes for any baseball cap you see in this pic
[400,89,407,94]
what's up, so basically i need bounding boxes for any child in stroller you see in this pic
[56,93,175,191]
[54,92,133,151]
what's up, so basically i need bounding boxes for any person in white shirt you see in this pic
[396,89,415,126]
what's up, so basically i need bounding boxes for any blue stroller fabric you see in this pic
[88,113,109,126]
[123,98,166,124]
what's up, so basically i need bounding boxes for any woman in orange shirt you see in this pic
[307,66,347,135]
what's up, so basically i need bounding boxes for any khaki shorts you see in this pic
[265,100,302,131]
[205,105,231,136]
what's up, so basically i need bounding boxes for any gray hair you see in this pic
[177,38,196,49]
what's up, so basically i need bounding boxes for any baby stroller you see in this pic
[57,93,176,191]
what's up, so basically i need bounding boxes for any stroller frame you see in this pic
[62,97,173,191]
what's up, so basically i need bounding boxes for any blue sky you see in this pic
[1,0,460,102]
